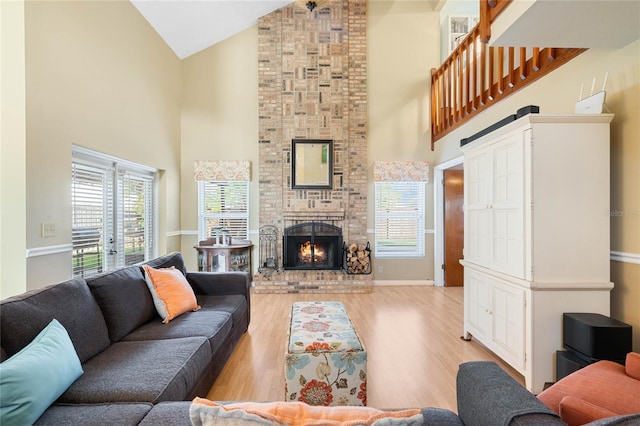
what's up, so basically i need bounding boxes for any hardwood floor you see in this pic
[206,285,524,412]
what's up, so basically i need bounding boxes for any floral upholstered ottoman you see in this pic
[284,301,367,406]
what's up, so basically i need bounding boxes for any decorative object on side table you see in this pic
[195,238,253,273]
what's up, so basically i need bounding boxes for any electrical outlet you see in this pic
[377,266,383,273]
[41,222,56,238]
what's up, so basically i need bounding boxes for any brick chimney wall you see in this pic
[257,0,367,271]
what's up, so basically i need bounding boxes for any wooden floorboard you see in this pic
[206,285,524,412]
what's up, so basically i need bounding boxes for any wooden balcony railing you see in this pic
[430,1,586,148]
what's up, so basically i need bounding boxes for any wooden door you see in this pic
[444,169,464,286]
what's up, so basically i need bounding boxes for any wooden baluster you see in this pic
[465,41,471,115]
[547,48,556,61]
[459,53,464,119]
[519,47,526,80]
[497,47,504,94]
[488,46,495,100]
[532,47,540,71]
[480,40,486,105]
[473,38,478,110]
[445,61,450,127]
[435,71,440,134]
[508,46,515,87]
[450,59,455,124]
[457,55,462,120]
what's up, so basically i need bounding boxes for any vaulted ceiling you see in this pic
[131,0,640,60]
[130,0,292,59]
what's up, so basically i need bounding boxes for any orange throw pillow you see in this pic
[625,352,640,380]
[189,398,423,426]
[142,265,201,323]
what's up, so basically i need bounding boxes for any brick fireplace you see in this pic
[254,0,372,293]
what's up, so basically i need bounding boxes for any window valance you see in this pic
[373,161,430,183]
[194,160,251,182]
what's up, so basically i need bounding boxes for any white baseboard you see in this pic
[610,251,640,265]
[372,280,434,286]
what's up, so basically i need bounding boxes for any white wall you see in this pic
[21,0,182,290]
[0,0,27,298]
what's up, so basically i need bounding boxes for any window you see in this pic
[72,147,157,277]
[374,181,425,258]
[198,181,249,241]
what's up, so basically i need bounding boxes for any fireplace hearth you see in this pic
[283,222,342,270]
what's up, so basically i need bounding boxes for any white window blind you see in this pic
[116,171,155,267]
[72,147,157,277]
[71,162,112,277]
[198,181,249,241]
[374,181,425,258]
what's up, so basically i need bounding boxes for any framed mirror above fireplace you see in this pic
[292,139,333,189]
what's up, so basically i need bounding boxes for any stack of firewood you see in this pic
[344,243,371,274]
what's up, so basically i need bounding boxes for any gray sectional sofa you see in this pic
[0,252,250,425]
[3,252,639,425]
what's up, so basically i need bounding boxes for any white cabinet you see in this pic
[461,114,614,393]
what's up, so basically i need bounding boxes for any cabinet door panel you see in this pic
[492,136,523,208]
[491,283,525,370]
[466,150,492,208]
[464,149,492,266]
[465,269,491,338]
[491,135,525,278]
[492,209,524,277]
[467,209,492,266]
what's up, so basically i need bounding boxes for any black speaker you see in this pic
[556,350,589,381]
[563,313,632,362]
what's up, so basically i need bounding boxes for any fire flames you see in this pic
[298,241,326,264]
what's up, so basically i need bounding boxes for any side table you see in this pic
[195,239,252,273]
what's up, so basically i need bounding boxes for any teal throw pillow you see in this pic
[0,319,83,425]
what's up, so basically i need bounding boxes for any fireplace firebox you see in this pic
[283,222,342,270]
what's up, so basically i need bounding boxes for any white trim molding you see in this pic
[610,251,640,265]
[433,156,464,287]
[26,244,73,258]
[373,280,434,286]
[168,229,259,237]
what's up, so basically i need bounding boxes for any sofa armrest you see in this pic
[625,352,640,380]
[559,396,619,426]
[456,361,562,426]
[186,271,251,326]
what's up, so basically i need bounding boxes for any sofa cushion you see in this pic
[58,336,211,404]
[86,266,156,343]
[35,403,153,426]
[138,401,192,426]
[142,265,201,323]
[0,319,83,426]
[198,294,248,330]
[537,360,640,422]
[140,252,187,275]
[0,278,110,362]
[122,309,233,354]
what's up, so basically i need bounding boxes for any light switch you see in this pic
[42,222,56,238]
